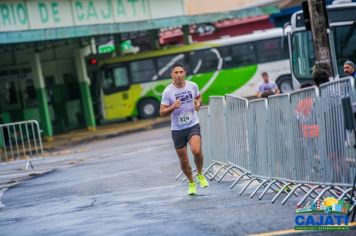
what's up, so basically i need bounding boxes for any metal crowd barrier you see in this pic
[0,120,43,168]
[176,77,356,211]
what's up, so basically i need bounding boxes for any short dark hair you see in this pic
[261,72,268,77]
[313,69,330,87]
[300,82,314,89]
[171,62,186,72]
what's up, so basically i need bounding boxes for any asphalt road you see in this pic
[0,126,355,236]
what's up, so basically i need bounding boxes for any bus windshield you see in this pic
[290,2,356,83]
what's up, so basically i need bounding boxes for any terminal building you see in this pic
[0,0,303,139]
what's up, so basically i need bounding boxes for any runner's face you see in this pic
[171,66,186,85]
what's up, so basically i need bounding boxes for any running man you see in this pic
[160,62,209,195]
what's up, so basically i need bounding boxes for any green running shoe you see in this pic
[188,182,197,195]
[197,174,209,188]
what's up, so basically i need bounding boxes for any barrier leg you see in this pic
[338,188,353,201]
[271,182,292,203]
[210,164,229,181]
[175,171,184,180]
[250,179,269,198]
[230,172,250,189]
[217,166,235,182]
[313,186,333,204]
[239,178,260,195]
[281,184,305,205]
[25,160,34,170]
[259,179,277,200]
[203,162,218,176]
[297,185,321,206]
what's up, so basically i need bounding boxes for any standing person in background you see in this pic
[313,69,330,87]
[160,62,209,195]
[256,72,280,98]
[343,60,356,78]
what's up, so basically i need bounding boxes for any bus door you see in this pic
[101,65,132,120]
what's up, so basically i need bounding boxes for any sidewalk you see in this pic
[42,117,170,151]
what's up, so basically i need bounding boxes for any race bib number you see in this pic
[178,112,193,126]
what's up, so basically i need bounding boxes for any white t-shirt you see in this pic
[257,81,278,93]
[161,81,200,130]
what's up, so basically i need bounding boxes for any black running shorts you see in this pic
[171,123,201,149]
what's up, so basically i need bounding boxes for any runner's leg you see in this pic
[189,135,203,174]
[176,146,194,182]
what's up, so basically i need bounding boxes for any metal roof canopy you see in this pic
[0,6,278,45]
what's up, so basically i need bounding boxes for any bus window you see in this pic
[130,59,157,83]
[333,24,356,77]
[103,67,129,90]
[255,38,288,63]
[189,49,220,74]
[219,46,233,69]
[156,54,186,79]
[230,43,256,67]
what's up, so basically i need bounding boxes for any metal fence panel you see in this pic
[247,99,269,177]
[209,96,227,163]
[290,87,322,183]
[191,78,356,187]
[225,95,249,172]
[319,78,356,184]
[197,106,212,169]
[267,94,295,179]
[0,120,43,162]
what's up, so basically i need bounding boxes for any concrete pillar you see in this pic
[30,53,53,140]
[74,48,96,131]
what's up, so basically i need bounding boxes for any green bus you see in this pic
[88,28,291,121]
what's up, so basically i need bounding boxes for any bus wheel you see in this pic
[138,99,159,119]
[277,76,293,93]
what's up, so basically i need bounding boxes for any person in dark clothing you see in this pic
[313,69,330,87]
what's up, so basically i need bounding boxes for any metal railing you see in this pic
[177,77,356,211]
[0,120,43,165]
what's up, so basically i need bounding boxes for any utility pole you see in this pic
[307,0,332,76]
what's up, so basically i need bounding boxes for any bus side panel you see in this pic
[102,84,143,120]
[201,65,257,103]
[229,60,290,97]
[140,80,171,100]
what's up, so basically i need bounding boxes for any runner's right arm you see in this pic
[160,100,181,117]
